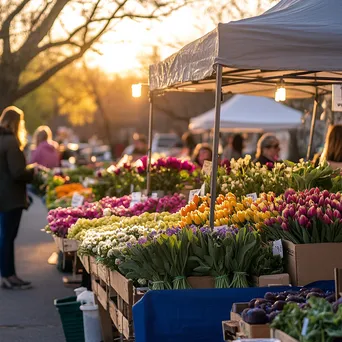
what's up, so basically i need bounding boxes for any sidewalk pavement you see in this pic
[0,196,73,342]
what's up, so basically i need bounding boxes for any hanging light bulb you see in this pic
[275,79,286,102]
[131,83,142,98]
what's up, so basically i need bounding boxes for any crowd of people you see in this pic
[0,105,342,290]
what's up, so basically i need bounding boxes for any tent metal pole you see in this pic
[209,64,223,229]
[306,92,319,160]
[146,92,154,196]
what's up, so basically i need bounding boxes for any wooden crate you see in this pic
[108,270,136,339]
[271,329,299,342]
[53,235,79,252]
[79,255,90,273]
[89,256,98,277]
[98,263,110,285]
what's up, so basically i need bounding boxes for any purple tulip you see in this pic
[322,190,330,198]
[264,218,271,226]
[281,222,289,231]
[298,215,309,227]
[298,206,307,216]
[311,194,319,203]
[307,206,317,218]
[325,208,333,219]
[322,214,332,225]
[333,210,341,220]
[283,208,290,219]
[288,205,295,217]
[325,197,331,206]
[299,198,306,206]
[277,216,283,224]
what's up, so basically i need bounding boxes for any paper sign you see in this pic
[202,160,212,176]
[301,317,309,336]
[130,192,142,207]
[332,84,342,112]
[151,192,158,199]
[188,189,201,203]
[272,239,284,258]
[71,193,84,207]
[246,193,258,201]
[200,183,206,196]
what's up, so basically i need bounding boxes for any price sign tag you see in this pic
[130,192,142,207]
[188,189,201,203]
[151,192,158,199]
[247,193,258,201]
[202,160,212,176]
[272,239,284,258]
[71,192,84,207]
[200,183,206,196]
[301,317,309,336]
[332,84,342,112]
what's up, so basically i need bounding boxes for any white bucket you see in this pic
[80,304,102,342]
[74,286,87,298]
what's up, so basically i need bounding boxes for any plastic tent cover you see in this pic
[149,0,342,97]
[189,95,302,133]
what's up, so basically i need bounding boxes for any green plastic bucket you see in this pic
[54,296,85,342]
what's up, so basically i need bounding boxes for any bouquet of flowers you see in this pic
[263,188,342,244]
[92,163,144,200]
[206,156,340,199]
[137,156,199,193]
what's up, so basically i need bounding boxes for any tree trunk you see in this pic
[0,65,20,112]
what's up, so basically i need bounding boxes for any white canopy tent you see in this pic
[149,0,342,98]
[147,0,342,226]
[189,95,302,133]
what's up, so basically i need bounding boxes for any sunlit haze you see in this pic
[83,1,275,75]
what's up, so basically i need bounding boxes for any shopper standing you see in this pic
[254,133,281,165]
[30,125,60,169]
[0,106,34,289]
[320,125,342,170]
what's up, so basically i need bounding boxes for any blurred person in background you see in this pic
[179,131,196,158]
[120,133,148,164]
[320,125,342,170]
[222,134,244,160]
[0,106,35,290]
[254,133,280,165]
[192,143,213,168]
[30,126,60,169]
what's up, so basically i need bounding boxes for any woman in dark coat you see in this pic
[0,106,34,289]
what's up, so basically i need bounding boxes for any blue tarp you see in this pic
[133,281,334,342]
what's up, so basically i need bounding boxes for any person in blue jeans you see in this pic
[0,106,35,290]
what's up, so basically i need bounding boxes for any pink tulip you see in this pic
[283,208,290,219]
[307,206,317,218]
[326,208,333,219]
[298,206,307,216]
[311,194,319,203]
[322,190,330,198]
[281,222,289,231]
[333,210,341,220]
[288,206,295,217]
[322,214,332,225]
[298,215,309,227]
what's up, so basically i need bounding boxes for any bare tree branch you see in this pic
[17,0,69,64]
[0,0,31,61]
[30,1,53,31]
